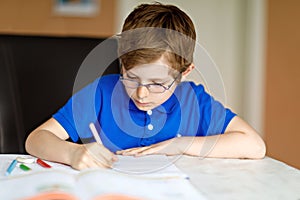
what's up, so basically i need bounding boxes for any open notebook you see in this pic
[0,155,205,200]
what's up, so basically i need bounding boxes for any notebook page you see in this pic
[113,155,188,178]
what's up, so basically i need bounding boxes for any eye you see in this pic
[152,79,170,85]
[126,74,138,80]
[152,82,165,86]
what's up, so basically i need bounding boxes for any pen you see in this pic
[37,158,51,168]
[89,122,103,145]
[6,159,18,176]
[19,163,31,171]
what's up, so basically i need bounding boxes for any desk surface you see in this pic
[1,154,299,200]
[173,156,300,199]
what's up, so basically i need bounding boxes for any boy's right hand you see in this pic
[70,143,118,170]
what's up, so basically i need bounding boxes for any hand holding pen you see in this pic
[88,123,118,166]
[68,123,117,170]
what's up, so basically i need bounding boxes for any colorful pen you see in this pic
[19,163,31,171]
[6,159,18,176]
[37,158,51,168]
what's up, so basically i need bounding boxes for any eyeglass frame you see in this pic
[119,73,182,93]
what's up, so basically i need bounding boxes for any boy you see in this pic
[25,3,266,170]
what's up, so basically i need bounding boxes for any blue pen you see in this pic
[6,159,18,176]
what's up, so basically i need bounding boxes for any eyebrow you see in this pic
[126,71,170,82]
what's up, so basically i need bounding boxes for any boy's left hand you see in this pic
[116,137,190,156]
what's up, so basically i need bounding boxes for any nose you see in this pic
[136,86,149,99]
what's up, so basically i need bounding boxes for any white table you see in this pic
[173,156,300,200]
[1,154,299,199]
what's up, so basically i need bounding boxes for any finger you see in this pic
[89,150,114,168]
[135,146,160,156]
[98,148,118,166]
[84,149,113,168]
[115,151,122,155]
[74,162,88,170]
[100,146,118,162]
[86,157,109,169]
[78,152,109,169]
[123,146,153,156]
[116,147,139,155]
[79,163,89,170]
[119,148,143,155]
[86,143,117,166]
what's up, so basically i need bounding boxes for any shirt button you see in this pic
[147,110,152,115]
[147,124,154,130]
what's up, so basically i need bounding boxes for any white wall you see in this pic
[114,0,266,135]
[243,0,266,134]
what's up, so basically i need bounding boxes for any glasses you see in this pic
[120,74,181,93]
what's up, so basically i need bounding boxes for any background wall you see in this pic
[0,0,116,37]
[265,0,300,169]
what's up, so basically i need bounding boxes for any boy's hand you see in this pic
[70,143,118,170]
[116,137,190,156]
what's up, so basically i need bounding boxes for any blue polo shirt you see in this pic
[53,74,236,152]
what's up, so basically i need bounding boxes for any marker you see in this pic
[19,163,31,171]
[37,158,51,168]
[6,159,18,176]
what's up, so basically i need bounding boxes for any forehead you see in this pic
[126,63,171,78]
[124,55,178,79]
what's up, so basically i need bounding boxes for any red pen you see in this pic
[37,158,51,168]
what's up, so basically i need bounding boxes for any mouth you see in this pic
[133,99,152,108]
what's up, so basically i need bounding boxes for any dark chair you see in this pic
[0,35,120,153]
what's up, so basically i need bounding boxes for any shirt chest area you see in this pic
[99,106,183,151]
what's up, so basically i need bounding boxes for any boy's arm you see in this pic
[182,116,266,159]
[25,118,117,170]
[116,116,266,159]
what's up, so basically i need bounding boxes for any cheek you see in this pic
[124,87,135,97]
[155,91,173,104]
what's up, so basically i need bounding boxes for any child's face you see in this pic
[121,55,180,111]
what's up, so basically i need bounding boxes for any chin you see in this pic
[136,105,154,111]
[136,107,148,111]
[134,102,156,111]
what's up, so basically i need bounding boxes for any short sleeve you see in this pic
[53,78,102,142]
[195,84,236,136]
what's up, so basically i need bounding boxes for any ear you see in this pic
[182,63,195,78]
[121,65,126,74]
